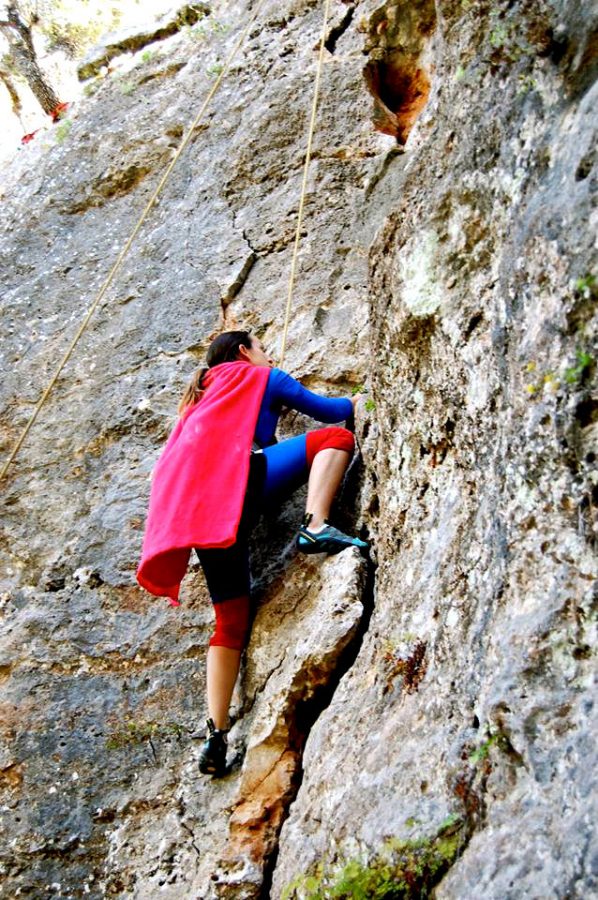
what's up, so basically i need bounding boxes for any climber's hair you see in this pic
[178,330,253,415]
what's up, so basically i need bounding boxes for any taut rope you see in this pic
[1,0,267,482]
[279,0,331,368]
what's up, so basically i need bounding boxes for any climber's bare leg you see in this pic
[305,448,351,530]
[207,646,241,730]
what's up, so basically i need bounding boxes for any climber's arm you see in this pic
[269,368,353,422]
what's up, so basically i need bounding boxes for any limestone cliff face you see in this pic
[0,1,596,898]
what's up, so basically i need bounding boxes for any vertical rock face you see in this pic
[0,1,596,899]
[273,1,598,898]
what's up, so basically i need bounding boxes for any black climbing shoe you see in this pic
[198,718,228,776]
[297,518,368,555]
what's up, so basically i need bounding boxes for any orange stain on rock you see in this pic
[365,60,432,144]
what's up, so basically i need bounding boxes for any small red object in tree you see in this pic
[21,130,39,144]
[50,101,69,122]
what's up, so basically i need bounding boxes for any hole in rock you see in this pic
[548,32,569,65]
[87,571,104,589]
[465,313,484,338]
[46,577,66,593]
[575,398,598,428]
[575,152,594,181]
[363,0,436,144]
[365,62,432,142]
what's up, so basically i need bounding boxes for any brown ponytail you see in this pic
[178,366,208,415]
[178,330,252,416]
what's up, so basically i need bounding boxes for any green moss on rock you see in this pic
[282,815,469,899]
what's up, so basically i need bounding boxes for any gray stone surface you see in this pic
[272,1,598,898]
[0,0,596,898]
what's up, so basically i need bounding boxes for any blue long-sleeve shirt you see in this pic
[254,368,353,447]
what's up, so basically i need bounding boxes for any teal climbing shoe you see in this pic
[297,520,368,555]
[198,718,228,776]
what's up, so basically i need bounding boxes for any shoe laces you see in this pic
[206,717,228,743]
[301,513,329,531]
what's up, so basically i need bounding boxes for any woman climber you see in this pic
[136,330,367,776]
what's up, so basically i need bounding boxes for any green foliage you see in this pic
[118,79,136,96]
[188,22,208,40]
[54,117,72,143]
[39,1,123,58]
[564,350,593,386]
[187,16,229,41]
[351,384,366,396]
[141,49,155,64]
[469,729,510,764]
[575,273,596,297]
[1,52,19,77]
[438,813,461,831]
[106,719,187,750]
[210,19,230,34]
[517,74,537,96]
[489,22,509,49]
[82,80,99,97]
[523,363,560,398]
[207,61,224,78]
[486,8,534,65]
[282,817,468,900]
[365,398,376,412]
[524,344,593,397]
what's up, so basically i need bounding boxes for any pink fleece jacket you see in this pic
[136,361,270,602]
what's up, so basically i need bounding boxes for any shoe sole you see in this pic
[297,536,367,555]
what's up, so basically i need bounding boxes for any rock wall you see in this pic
[0,1,596,898]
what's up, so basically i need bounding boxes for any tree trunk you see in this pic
[0,3,60,116]
[0,66,23,122]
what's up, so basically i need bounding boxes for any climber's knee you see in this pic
[305,427,355,467]
[209,594,251,651]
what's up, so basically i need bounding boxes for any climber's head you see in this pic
[178,331,272,414]
[236,335,273,368]
[205,330,253,367]
[206,331,272,368]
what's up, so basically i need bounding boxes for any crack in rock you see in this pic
[220,250,257,317]
[324,4,356,55]
[210,550,367,896]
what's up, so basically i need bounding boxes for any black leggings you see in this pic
[197,427,355,649]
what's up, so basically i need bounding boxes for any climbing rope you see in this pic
[279,0,331,369]
[0,0,267,483]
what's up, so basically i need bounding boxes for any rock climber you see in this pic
[136,330,367,776]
